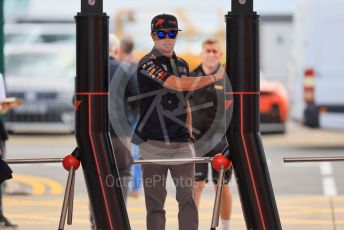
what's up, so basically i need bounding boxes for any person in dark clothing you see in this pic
[0,121,16,229]
[117,36,142,197]
[190,38,232,230]
[90,34,139,229]
[132,14,226,230]
[0,73,20,228]
[0,157,12,186]
[118,36,136,65]
[108,34,139,201]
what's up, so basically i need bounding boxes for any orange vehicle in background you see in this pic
[260,75,289,134]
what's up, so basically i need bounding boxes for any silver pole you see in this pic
[5,157,212,165]
[284,156,344,163]
[58,167,75,230]
[67,170,75,225]
[134,157,212,164]
[5,158,64,164]
[9,156,343,164]
[210,166,225,229]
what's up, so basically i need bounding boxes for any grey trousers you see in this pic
[139,140,198,230]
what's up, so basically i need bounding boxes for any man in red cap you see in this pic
[132,14,226,230]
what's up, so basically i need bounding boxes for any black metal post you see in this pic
[75,1,130,229]
[225,0,282,229]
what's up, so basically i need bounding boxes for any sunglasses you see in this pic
[156,30,178,39]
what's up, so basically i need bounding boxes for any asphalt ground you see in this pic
[2,121,344,229]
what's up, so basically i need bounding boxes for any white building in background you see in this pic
[260,15,293,85]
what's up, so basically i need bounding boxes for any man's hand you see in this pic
[0,103,10,114]
[8,99,22,109]
[0,98,22,114]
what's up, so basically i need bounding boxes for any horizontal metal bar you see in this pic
[134,157,212,165]
[5,157,212,165]
[5,158,64,164]
[284,156,344,163]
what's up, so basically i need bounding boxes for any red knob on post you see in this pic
[211,154,232,172]
[62,155,81,171]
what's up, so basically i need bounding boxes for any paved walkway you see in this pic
[2,194,343,229]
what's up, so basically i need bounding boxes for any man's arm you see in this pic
[163,66,225,92]
[138,58,225,92]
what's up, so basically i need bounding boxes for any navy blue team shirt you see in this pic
[132,48,192,144]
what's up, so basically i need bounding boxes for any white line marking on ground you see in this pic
[322,177,338,196]
[320,162,337,196]
[320,162,333,176]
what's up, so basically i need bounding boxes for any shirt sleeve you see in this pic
[138,59,171,85]
[0,74,6,101]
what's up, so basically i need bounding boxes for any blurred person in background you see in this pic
[108,33,139,201]
[118,36,136,64]
[0,73,21,228]
[118,36,141,198]
[90,33,139,228]
[190,38,233,230]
